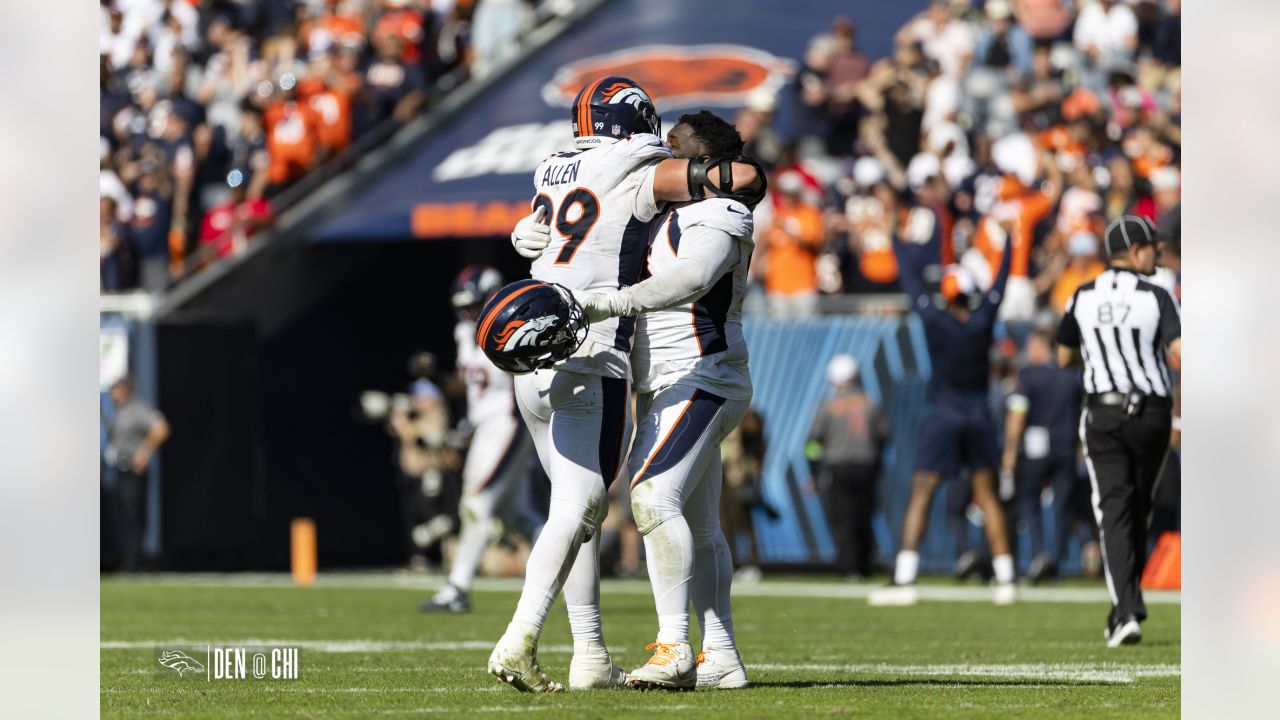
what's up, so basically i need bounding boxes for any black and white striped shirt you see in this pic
[1057,268,1181,397]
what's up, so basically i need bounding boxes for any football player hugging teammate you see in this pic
[476,76,763,693]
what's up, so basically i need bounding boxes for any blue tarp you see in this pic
[312,0,924,243]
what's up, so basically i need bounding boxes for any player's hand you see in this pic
[512,206,551,259]
[578,291,614,324]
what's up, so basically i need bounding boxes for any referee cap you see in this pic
[1104,215,1156,256]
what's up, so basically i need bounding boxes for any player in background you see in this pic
[422,266,541,613]
[486,77,762,693]
[579,111,763,690]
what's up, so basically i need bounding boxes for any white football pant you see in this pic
[509,368,630,645]
[630,383,748,651]
[448,412,541,592]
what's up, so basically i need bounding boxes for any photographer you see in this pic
[362,368,462,571]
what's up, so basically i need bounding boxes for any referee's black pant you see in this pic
[1081,397,1172,624]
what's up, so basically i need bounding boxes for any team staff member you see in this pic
[871,219,1018,607]
[1057,215,1181,648]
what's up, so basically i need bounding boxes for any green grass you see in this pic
[101,576,1179,718]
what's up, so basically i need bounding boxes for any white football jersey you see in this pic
[455,320,515,427]
[529,133,672,378]
[631,198,754,399]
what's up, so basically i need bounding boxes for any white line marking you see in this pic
[101,639,574,654]
[104,573,1180,605]
[752,662,1181,684]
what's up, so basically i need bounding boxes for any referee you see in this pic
[1057,215,1182,648]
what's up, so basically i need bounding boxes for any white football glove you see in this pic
[578,290,619,324]
[511,206,551,259]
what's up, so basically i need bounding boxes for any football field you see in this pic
[101,574,1180,718]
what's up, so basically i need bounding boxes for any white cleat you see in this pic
[568,640,629,690]
[993,582,1018,606]
[868,583,919,607]
[628,641,696,690]
[487,630,564,693]
[1106,618,1143,648]
[695,648,749,689]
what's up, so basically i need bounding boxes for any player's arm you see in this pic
[651,158,763,205]
[579,225,738,322]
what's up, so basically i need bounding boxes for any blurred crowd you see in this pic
[100,0,565,294]
[745,0,1181,322]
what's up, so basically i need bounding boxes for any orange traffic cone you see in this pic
[1141,531,1181,590]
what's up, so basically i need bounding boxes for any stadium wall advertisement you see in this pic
[310,0,925,243]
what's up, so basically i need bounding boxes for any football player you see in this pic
[577,111,759,690]
[422,265,541,613]
[485,77,762,693]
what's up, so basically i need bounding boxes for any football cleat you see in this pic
[628,641,696,690]
[868,583,919,607]
[568,640,629,690]
[570,76,661,150]
[419,584,470,614]
[695,648,749,689]
[475,279,588,375]
[488,629,564,693]
[1106,615,1142,648]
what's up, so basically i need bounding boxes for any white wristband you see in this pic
[1171,416,1181,431]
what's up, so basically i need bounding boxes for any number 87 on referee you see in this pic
[1056,215,1181,649]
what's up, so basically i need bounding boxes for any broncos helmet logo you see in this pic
[599,82,651,109]
[158,650,206,677]
[498,315,559,351]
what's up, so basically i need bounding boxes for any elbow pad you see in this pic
[687,156,768,209]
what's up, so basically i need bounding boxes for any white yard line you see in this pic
[752,662,1181,684]
[102,639,575,654]
[105,573,1181,605]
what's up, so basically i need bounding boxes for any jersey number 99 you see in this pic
[534,189,601,265]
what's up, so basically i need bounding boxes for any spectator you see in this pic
[1073,0,1138,70]
[1152,0,1181,66]
[1050,231,1105,313]
[101,196,137,292]
[128,166,177,292]
[357,34,427,134]
[471,0,532,78]
[264,73,322,189]
[900,0,974,79]
[1001,329,1084,582]
[807,355,887,579]
[762,171,825,316]
[105,377,171,572]
[199,173,275,260]
[374,0,428,66]
[1014,0,1073,42]
[972,0,1033,77]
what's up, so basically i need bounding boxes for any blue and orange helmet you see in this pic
[475,279,589,375]
[571,76,661,150]
[451,264,504,310]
